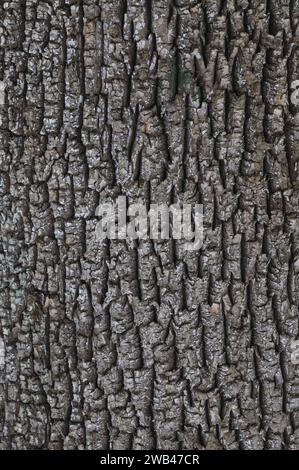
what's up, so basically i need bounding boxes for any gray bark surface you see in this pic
[0,0,299,450]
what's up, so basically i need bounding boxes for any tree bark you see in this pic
[0,0,299,450]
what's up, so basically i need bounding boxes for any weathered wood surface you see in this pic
[0,0,299,450]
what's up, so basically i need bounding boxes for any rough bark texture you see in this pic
[1,0,299,451]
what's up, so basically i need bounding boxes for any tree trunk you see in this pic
[0,0,299,450]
